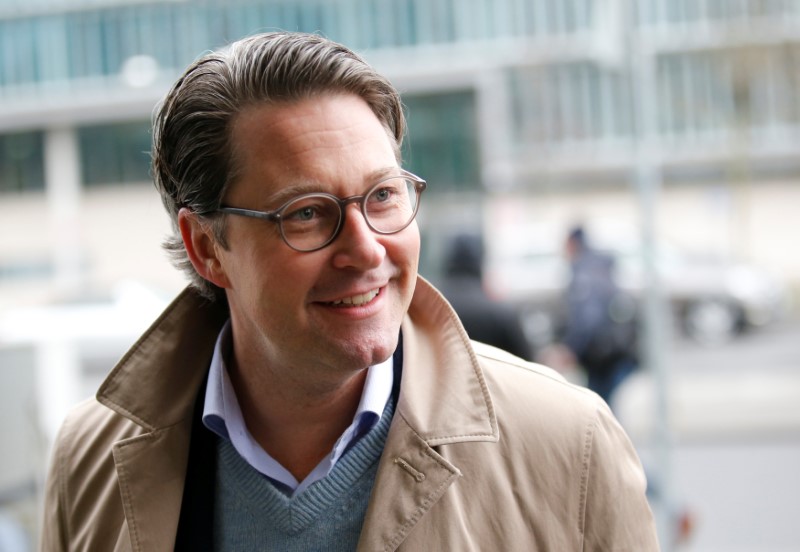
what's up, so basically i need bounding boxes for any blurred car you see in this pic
[485,233,789,347]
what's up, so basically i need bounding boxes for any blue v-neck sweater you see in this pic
[212,395,396,550]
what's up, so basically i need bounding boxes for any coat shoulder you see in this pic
[469,340,619,453]
[471,340,601,413]
[418,341,658,550]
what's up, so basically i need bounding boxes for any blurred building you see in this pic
[4,1,800,296]
[1,0,800,545]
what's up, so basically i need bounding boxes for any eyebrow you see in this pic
[258,166,402,209]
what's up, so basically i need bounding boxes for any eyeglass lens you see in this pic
[280,177,419,251]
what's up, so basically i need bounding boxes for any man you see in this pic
[41,32,658,551]
[545,225,639,409]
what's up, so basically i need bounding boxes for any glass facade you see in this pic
[509,62,634,147]
[403,91,480,191]
[2,0,800,193]
[0,131,44,193]
[79,121,151,186]
[0,0,600,93]
[636,0,798,25]
[656,46,800,142]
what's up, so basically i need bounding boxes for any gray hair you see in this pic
[152,31,406,300]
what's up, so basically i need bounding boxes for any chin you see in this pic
[336,331,399,369]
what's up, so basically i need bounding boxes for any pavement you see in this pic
[616,317,800,442]
[609,317,800,552]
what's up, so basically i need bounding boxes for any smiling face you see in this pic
[213,94,420,383]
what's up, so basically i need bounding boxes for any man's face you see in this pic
[215,94,420,378]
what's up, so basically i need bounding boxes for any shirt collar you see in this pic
[202,319,394,494]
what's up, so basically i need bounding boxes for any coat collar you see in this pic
[98,277,497,551]
[96,287,228,431]
[399,278,498,445]
[97,277,498,445]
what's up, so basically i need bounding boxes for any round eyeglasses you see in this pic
[217,170,427,252]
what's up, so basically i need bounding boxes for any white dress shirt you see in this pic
[202,320,393,495]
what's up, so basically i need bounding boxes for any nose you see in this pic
[330,204,385,269]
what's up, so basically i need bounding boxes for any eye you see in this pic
[287,206,318,221]
[369,181,404,206]
[280,196,340,234]
[283,196,332,222]
[373,187,392,202]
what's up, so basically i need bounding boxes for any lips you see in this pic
[327,288,380,307]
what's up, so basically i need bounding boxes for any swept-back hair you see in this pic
[152,31,406,300]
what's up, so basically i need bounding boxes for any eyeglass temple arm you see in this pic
[217,206,281,221]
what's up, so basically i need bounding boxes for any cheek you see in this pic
[398,226,421,270]
[220,238,286,298]
[260,250,324,301]
[386,227,421,296]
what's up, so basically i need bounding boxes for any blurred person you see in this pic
[540,225,638,409]
[439,232,532,359]
[547,227,698,545]
[40,32,657,550]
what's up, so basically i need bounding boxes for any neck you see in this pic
[227,352,369,483]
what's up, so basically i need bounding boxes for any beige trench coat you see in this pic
[40,278,658,551]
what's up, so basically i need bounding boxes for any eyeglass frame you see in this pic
[215,169,427,252]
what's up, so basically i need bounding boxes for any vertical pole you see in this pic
[623,2,674,550]
[44,126,83,296]
[477,67,514,192]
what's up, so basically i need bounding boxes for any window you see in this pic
[402,91,480,192]
[79,121,151,186]
[0,132,45,193]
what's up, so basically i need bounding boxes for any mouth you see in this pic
[326,288,381,308]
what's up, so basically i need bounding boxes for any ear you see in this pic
[178,208,232,289]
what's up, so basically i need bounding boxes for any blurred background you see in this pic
[1,0,799,550]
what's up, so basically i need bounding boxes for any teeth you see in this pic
[330,289,380,307]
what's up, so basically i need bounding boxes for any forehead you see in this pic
[230,94,397,173]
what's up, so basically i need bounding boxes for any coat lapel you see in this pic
[97,289,227,552]
[111,418,193,552]
[357,415,461,551]
[358,278,499,550]
[99,279,495,551]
